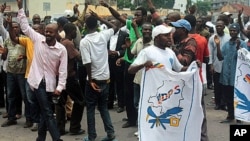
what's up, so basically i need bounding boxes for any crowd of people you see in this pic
[0,0,250,141]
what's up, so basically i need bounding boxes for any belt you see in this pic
[92,79,110,84]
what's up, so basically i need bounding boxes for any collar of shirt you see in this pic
[42,40,60,49]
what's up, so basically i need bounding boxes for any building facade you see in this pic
[211,0,250,11]
[0,0,86,19]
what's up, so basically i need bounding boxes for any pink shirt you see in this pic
[17,8,68,92]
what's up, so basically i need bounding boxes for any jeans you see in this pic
[26,80,40,123]
[133,83,140,110]
[7,72,30,121]
[85,81,114,140]
[34,81,60,141]
[55,76,84,133]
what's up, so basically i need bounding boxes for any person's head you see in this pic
[171,19,191,40]
[165,12,181,25]
[245,25,250,39]
[121,13,128,19]
[215,19,225,36]
[45,23,58,44]
[141,22,152,40]
[63,23,77,39]
[243,15,249,24]
[184,14,196,29]
[152,25,174,49]
[32,14,41,25]
[218,14,230,26]
[134,7,147,25]
[85,15,98,30]
[57,16,69,31]
[12,22,20,35]
[206,15,212,21]
[109,17,121,29]
[229,23,240,39]
[32,24,44,35]
[189,5,196,15]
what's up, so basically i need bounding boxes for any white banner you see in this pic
[138,62,204,141]
[234,48,250,122]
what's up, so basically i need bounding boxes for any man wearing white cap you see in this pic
[128,25,187,74]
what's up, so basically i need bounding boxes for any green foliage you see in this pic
[196,1,211,16]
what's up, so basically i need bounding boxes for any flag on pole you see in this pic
[138,62,204,141]
[234,48,250,122]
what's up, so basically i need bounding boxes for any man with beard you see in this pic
[17,0,67,140]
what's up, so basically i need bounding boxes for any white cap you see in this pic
[152,25,174,40]
[64,10,74,18]
[222,12,232,16]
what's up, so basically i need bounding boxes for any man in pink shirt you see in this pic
[17,0,67,141]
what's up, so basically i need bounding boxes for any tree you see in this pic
[195,1,211,16]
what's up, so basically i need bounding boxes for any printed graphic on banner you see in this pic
[139,62,203,141]
[234,48,250,122]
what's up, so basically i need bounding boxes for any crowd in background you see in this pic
[0,0,250,141]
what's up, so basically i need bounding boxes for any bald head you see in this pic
[45,23,59,44]
[32,14,41,25]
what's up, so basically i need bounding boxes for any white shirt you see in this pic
[208,33,230,73]
[80,29,114,80]
[131,45,183,72]
[109,30,119,51]
[18,8,68,92]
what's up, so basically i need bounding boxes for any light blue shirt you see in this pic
[219,39,247,86]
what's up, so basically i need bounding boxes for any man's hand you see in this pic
[144,61,153,68]
[5,15,12,24]
[238,7,243,17]
[17,55,25,61]
[214,35,220,46]
[196,60,202,68]
[236,38,241,50]
[89,9,99,19]
[0,3,6,13]
[99,0,109,8]
[116,57,124,66]
[0,46,7,54]
[124,37,132,49]
[132,18,138,29]
[109,50,118,58]
[90,81,101,92]
[54,90,61,96]
[16,0,23,9]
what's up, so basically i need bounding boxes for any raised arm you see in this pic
[16,0,40,41]
[89,10,118,34]
[100,0,126,24]
[0,3,9,40]
[146,0,161,24]
[6,16,19,43]
[214,35,223,61]
[238,7,247,37]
